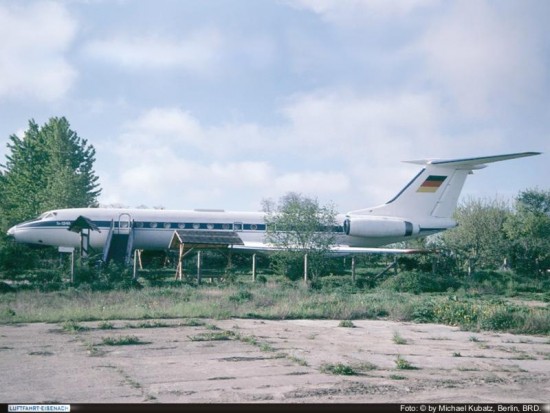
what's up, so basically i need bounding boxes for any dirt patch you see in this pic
[0,319,548,403]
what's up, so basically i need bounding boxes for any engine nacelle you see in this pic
[343,216,420,238]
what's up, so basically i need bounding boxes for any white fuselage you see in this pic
[6,207,452,251]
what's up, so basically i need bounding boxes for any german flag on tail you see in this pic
[417,175,446,192]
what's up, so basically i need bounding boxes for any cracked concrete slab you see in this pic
[0,319,548,403]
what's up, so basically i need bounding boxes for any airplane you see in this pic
[6,152,541,260]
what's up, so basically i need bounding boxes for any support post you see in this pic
[176,244,184,280]
[197,250,202,285]
[133,250,138,281]
[80,228,90,258]
[252,253,257,282]
[70,250,75,284]
[137,249,143,270]
[351,256,356,283]
[303,253,308,284]
[227,248,233,276]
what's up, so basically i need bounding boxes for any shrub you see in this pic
[432,298,480,327]
[395,355,417,370]
[379,271,460,294]
[411,300,437,323]
[320,363,357,375]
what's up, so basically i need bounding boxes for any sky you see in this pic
[0,0,548,214]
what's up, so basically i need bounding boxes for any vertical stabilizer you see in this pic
[350,152,541,219]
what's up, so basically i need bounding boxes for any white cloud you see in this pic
[100,89,449,210]
[278,90,442,160]
[84,29,224,73]
[289,0,439,23]
[101,109,274,208]
[275,171,350,196]
[413,1,545,117]
[0,2,77,101]
[112,156,274,209]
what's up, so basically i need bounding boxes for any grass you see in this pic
[101,335,146,346]
[126,320,170,329]
[188,331,235,341]
[395,355,417,370]
[320,361,377,375]
[62,320,89,333]
[338,320,355,328]
[287,355,309,366]
[0,282,548,335]
[259,342,276,352]
[98,321,115,330]
[392,331,408,345]
[320,363,358,376]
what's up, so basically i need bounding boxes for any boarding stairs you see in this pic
[102,214,134,265]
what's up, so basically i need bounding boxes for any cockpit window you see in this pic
[38,211,58,220]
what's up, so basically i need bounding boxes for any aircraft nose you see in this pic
[6,225,17,239]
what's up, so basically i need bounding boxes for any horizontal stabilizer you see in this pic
[404,152,541,168]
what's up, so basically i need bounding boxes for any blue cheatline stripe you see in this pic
[22,220,268,231]
[22,220,345,233]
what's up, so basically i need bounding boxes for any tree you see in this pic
[262,192,338,280]
[504,188,550,275]
[0,120,48,224]
[0,117,101,226]
[0,117,102,274]
[440,196,512,274]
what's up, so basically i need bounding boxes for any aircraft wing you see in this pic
[328,246,434,256]
[232,243,433,256]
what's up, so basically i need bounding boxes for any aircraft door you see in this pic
[118,213,132,234]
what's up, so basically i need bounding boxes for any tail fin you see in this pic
[350,152,541,219]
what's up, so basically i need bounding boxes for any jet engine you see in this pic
[343,216,419,238]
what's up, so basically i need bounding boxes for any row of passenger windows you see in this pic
[128,222,266,231]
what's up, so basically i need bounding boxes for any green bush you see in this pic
[411,300,437,323]
[432,298,479,327]
[478,304,522,330]
[379,271,460,294]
